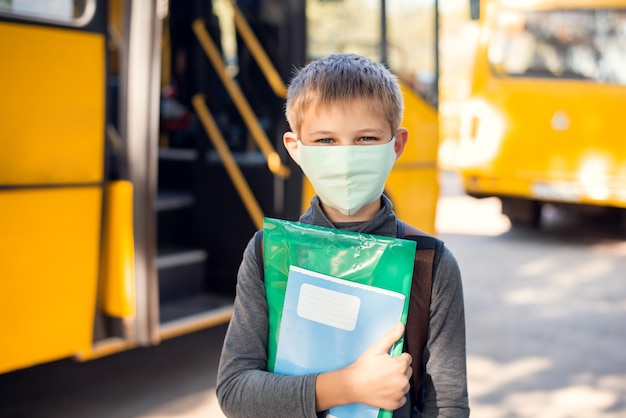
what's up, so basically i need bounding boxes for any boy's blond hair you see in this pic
[285,53,404,136]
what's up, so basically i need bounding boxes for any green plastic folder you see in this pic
[263,218,417,418]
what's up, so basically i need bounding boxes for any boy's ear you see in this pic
[394,128,409,160]
[283,132,301,165]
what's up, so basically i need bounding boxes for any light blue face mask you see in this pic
[296,138,397,216]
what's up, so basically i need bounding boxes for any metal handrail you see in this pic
[191,18,290,179]
[192,94,265,231]
[229,0,287,99]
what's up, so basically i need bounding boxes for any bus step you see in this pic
[155,190,195,211]
[157,248,208,304]
[159,293,234,332]
[157,248,207,270]
[158,148,197,161]
[206,150,266,167]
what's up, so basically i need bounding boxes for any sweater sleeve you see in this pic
[216,235,320,418]
[419,245,470,418]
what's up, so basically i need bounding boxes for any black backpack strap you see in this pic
[397,220,444,409]
[254,230,264,279]
[397,220,444,281]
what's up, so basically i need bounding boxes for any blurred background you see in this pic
[0,0,624,417]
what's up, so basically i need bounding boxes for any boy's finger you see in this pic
[366,322,405,355]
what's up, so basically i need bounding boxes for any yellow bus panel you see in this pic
[0,188,102,374]
[0,22,105,186]
[100,181,136,319]
[390,83,439,235]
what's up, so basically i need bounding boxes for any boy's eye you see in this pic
[315,138,335,144]
[357,136,379,143]
[308,135,385,145]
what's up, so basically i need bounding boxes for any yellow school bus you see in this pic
[0,0,440,375]
[457,0,626,226]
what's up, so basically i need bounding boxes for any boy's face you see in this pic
[284,99,408,222]
[292,99,405,147]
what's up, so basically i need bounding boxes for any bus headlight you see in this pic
[456,99,505,168]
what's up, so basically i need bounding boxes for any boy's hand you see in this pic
[346,322,412,410]
[315,322,412,412]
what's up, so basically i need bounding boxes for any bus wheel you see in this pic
[501,197,542,228]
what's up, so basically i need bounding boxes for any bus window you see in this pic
[306,0,438,107]
[0,0,94,25]
[306,0,382,60]
[387,1,438,107]
[489,8,626,85]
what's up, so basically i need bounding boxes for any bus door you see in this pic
[142,0,305,341]
[153,0,441,346]
[305,0,441,234]
[0,1,110,373]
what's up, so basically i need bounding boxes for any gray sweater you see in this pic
[217,196,469,417]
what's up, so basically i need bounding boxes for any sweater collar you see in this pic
[299,195,398,238]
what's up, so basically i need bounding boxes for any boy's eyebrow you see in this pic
[305,130,336,136]
[305,128,387,137]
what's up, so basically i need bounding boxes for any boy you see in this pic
[217,53,469,417]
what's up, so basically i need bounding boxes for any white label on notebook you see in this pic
[297,283,361,331]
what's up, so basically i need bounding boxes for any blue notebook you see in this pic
[274,265,406,418]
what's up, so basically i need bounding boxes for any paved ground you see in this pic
[438,172,626,418]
